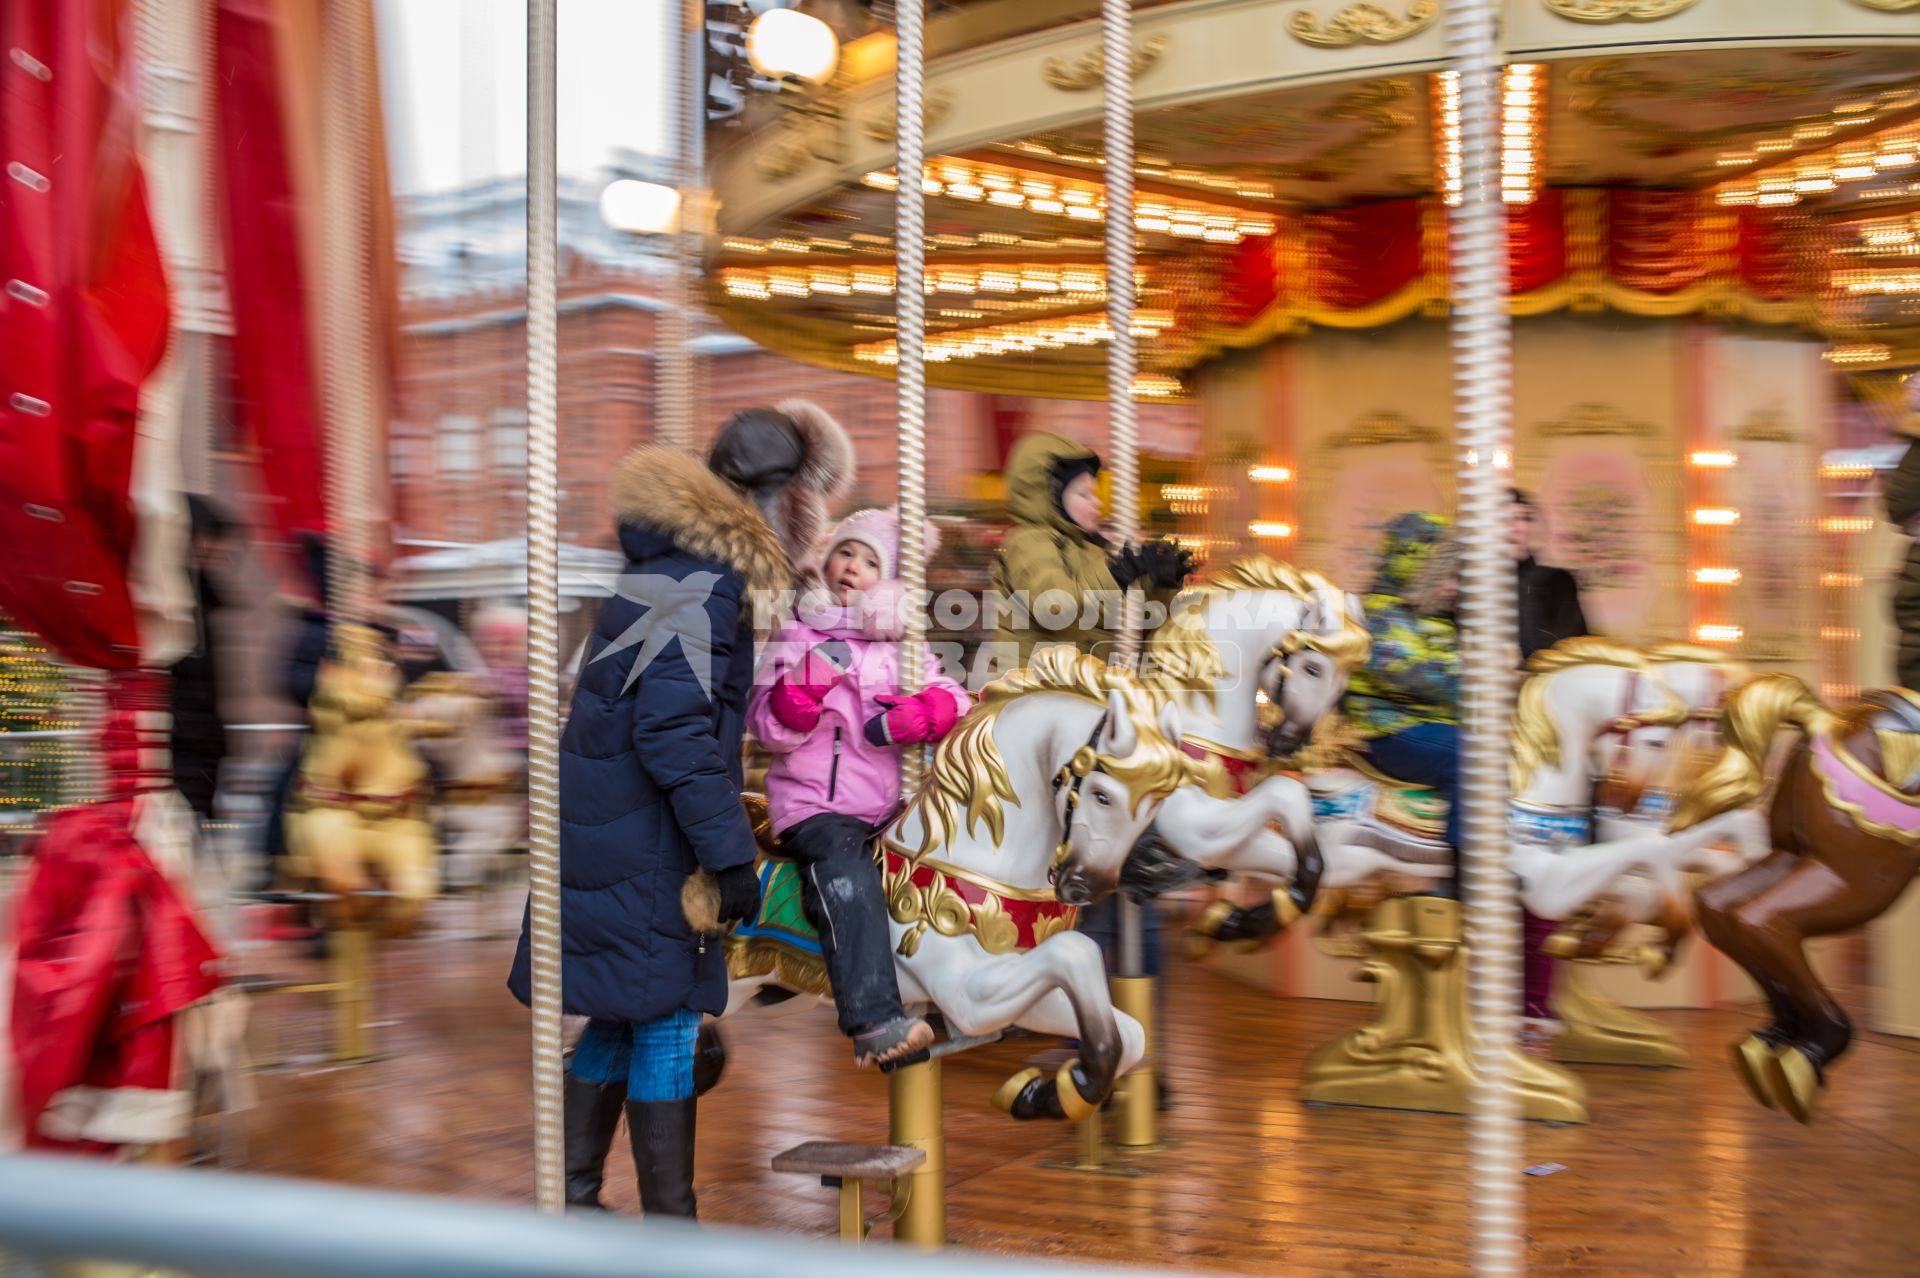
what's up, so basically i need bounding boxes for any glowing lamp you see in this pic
[1249,521,1294,539]
[747,9,839,84]
[1248,465,1293,483]
[600,180,679,235]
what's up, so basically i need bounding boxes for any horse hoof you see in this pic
[1191,900,1235,943]
[1635,945,1672,980]
[1270,888,1303,932]
[1540,930,1582,960]
[1769,1046,1821,1125]
[1731,1036,1779,1111]
[992,1068,1044,1117]
[1054,1061,1100,1123]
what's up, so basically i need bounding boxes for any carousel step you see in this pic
[771,1141,925,1182]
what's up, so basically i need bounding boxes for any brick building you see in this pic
[389,173,1199,553]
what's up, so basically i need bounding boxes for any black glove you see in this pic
[713,862,762,926]
[1136,539,1196,590]
[1107,545,1146,589]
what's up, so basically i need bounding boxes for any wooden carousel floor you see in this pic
[229,898,1920,1277]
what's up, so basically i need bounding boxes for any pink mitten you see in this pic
[864,688,958,747]
[769,641,853,733]
[918,686,960,740]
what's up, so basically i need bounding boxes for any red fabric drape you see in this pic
[1607,189,1712,297]
[1507,191,1567,296]
[215,0,329,542]
[0,0,170,668]
[1311,200,1425,311]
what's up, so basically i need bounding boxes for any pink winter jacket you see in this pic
[747,598,970,835]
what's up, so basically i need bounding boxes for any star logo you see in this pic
[590,571,724,699]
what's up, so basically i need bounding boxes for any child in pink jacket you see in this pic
[747,507,970,1068]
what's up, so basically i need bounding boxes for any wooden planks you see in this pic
[233,901,1920,1275]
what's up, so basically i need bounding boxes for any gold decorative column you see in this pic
[1301,897,1587,1124]
[888,1060,945,1248]
[1551,958,1685,1068]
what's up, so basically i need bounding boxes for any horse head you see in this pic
[1266,581,1371,758]
[1050,691,1192,906]
[1513,638,1687,806]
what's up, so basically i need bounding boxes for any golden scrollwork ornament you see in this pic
[1543,0,1699,20]
[862,91,955,141]
[1041,34,1170,91]
[1848,0,1920,11]
[1287,2,1438,48]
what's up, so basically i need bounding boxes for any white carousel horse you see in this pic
[403,671,526,890]
[1561,643,1767,960]
[719,648,1200,1121]
[1184,637,1762,955]
[1132,557,1370,915]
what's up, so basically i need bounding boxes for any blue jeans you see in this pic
[569,1010,701,1102]
[1365,723,1461,892]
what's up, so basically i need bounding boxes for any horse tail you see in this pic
[1671,673,1832,834]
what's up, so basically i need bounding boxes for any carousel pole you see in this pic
[888,0,943,1248]
[1443,3,1524,1274]
[525,0,567,1217]
[659,0,703,451]
[1101,0,1156,1153]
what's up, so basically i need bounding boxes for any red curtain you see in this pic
[1507,191,1567,296]
[0,0,170,669]
[1312,200,1425,311]
[215,0,329,543]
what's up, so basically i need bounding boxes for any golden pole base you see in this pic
[329,922,375,1063]
[1300,896,1588,1125]
[1109,974,1158,1150]
[1551,959,1685,1068]
[888,1059,945,1248]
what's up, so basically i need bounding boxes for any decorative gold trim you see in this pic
[861,92,955,141]
[1733,408,1799,444]
[1542,0,1698,22]
[1181,733,1266,764]
[1849,0,1920,11]
[1327,411,1442,450]
[1041,34,1169,91]
[1537,401,1658,438]
[881,840,1065,903]
[1287,2,1437,48]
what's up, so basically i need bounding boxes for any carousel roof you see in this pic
[705,4,1920,399]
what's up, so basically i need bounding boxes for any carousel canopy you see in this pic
[703,2,1920,400]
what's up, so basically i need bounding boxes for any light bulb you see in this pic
[599,180,679,235]
[747,9,839,84]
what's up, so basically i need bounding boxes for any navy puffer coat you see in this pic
[508,440,835,1024]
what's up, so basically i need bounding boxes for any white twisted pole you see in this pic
[660,0,701,450]
[895,0,929,794]
[1103,0,1139,667]
[1444,3,1523,1274]
[525,0,566,1217]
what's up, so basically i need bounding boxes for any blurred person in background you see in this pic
[508,402,851,1217]
[990,431,1193,1105]
[1883,372,1920,691]
[170,496,237,822]
[472,605,529,756]
[1510,489,1589,662]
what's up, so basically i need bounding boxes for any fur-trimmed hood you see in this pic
[611,446,790,596]
[765,399,855,562]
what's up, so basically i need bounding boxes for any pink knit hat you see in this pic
[819,507,940,582]
[815,507,941,640]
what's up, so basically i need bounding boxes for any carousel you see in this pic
[4,0,1920,1275]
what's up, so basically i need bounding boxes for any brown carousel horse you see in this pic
[1674,673,1920,1122]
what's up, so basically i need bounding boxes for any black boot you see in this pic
[564,1075,626,1209]
[626,1098,698,1220]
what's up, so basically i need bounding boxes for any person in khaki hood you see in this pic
[989,432,1193,665]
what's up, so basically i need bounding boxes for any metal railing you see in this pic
[0,1156,1178,1278]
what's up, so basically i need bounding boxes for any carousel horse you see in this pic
[1191,637,1758,962]
[1676,674,1920,1122]
[404,671,526,890]
[284,624,447,936]
[1552,643,1764,963]
[1129,557,1370,931]
[714,648,1201,1121]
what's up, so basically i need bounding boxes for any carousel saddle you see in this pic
[728,793,884,997]
[1307,750,1453,867]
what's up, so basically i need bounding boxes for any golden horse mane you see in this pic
[912,646,1201,857]
[1511,637,1687,795]
[1137,555,1370,710]
[1672,673,1834,833]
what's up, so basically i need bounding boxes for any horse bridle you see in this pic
[1600,668,1721,816]
[1051,710,1112,869]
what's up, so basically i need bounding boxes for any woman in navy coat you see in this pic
[510,402,851,1216]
